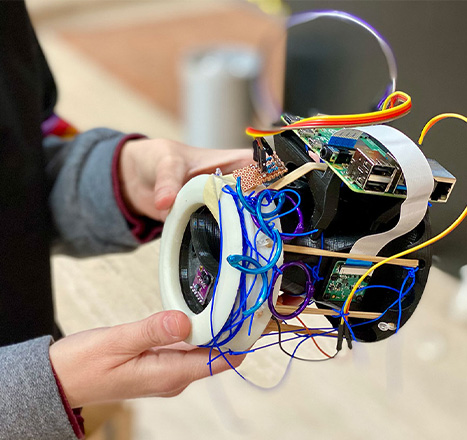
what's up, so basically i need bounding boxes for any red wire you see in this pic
[246,93,411,137]
[295,316,333,359]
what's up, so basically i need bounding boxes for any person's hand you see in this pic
[49,310,243,408]
[118,139,252,222]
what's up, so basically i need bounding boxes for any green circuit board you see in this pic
[295,126,407,198]
[279,114,455,203]
[322,261,369,303]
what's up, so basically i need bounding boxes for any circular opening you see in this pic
[179,206,221,314]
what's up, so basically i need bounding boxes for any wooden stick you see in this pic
[275,305,382,320]
[283,244,418,268]
[264,322,338,336]
[268,162,327,190]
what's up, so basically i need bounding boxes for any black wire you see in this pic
[272,316,338,362]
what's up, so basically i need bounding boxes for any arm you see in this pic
[44,128,151,257]
[48,311,243,407]
[0,311,243,440]
[0,337,82,440]
[44,130,252,257]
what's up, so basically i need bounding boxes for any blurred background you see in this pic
[26,0,466,439]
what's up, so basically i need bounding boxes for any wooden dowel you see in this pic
[264,322,338,336]
[275,305,382,320]
[268,162,327,190]
[283,244,418,268]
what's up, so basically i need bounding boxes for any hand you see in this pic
[118,139,252,222]
[49,311,243,408]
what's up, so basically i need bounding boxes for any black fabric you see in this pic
[0,2,59,345]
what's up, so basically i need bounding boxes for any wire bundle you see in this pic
[246,91,411,137]
[203,179,326,371]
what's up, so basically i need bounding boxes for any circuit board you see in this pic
[281,115,455,202]
[190,266,213,306]
[323,261,369,303]
[294,125,407,198]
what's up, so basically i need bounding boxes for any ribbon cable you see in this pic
[348,125,433,261]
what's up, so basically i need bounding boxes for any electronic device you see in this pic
[159,93,464,363]
[159,11,465,367]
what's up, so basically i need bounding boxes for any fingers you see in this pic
[131,347,246,398]
[189,148,253,177]
[153,147,252,217]
[180,348,245,382]
[110,311,192,357]
[123,138,253,221]
[120,136,254,221]
[50,309,247,407]
[153,154,187,212]
[172,348,246,394]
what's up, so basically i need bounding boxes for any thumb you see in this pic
[112,311,192,356]
[153,157,187,211]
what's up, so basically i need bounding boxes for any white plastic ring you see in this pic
[160,174,283,350]
[160,174,242,345]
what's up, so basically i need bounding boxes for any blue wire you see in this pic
[255,190,277,237]
[282,229,319,237]
[229,256,270,317]
[206,179,419,368]
[235,177,256,215]
[396,268,417,332]
[227,231,282,274]
[268,189,302,220]
[350,268,418,329]
[204,199,247,379]
[258,190,286,219]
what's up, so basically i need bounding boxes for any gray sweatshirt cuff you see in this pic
[48,128,140,256]
[0,336,78,440]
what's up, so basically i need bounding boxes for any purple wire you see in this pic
[376,83,393,110]
[280,195,305,240]
[287,10,397,94]
[268,261,314,320]
[251,194,305,239]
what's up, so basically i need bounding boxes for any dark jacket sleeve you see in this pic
[0,337,80,440]
[43,128,144,257]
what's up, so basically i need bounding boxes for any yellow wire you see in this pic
[341,206,467,322]
[381,92,402,110]
[293,91,411,124]
[246,91,411,138]
[418,113,467,145]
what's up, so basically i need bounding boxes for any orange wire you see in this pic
[246,91,411,138]
[295,316,333,358]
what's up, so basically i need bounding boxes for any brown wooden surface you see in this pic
[61,5,284,118]
[84,403,132,440]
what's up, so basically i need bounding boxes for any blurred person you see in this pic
[0,2,250,439]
